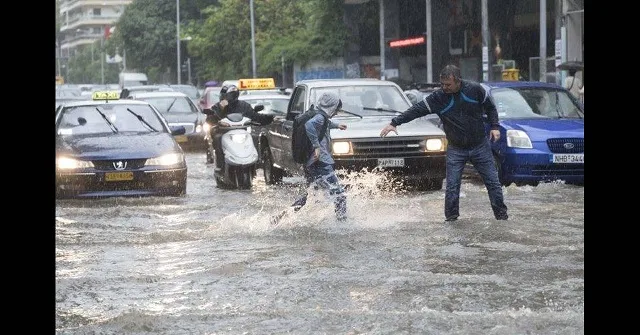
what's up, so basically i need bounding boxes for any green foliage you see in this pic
[67,0,349,85]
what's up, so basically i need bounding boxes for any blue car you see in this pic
[56,92,188,199]
[467,81,584,186]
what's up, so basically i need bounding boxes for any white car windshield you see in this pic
[56,104,166,135]
[311,85,411,116]
[491,87,584,119]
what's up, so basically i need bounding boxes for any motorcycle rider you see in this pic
[207,84,274,170]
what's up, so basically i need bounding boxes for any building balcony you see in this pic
[59,0,132,13]
[60,14,121,33]
[60,32,103,50]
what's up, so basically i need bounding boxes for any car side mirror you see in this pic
[170,125,186,135]
[254,104,265,112]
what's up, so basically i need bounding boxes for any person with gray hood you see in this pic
[272,91,348,224]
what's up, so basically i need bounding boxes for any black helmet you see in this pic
[219,85,229,100]
[226,85,240,103]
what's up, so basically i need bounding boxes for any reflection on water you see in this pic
[56,153,584,334]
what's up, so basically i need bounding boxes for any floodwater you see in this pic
[55,152,584,334]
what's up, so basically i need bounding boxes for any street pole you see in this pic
[176,0,181,84]
[425,0,432,83]
[250,0,257,78]
[187,58,192,84]
[101,36,105,84]
[281,54,285,87]
[539,0,547,82]
[379,0,385,80]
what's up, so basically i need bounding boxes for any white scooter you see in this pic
[212,107,263,189]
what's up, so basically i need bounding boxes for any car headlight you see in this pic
[332,141,352,155]
[202,123,211,133]
[420,138,446,152]
[196,124,203,133]
[57,157,94,170]
[506,129,533,148]
[230,133,249,143]
[145,153,184,166]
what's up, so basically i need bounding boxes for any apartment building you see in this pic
[57,0,133,58]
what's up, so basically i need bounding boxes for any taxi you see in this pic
[55,91,188,198]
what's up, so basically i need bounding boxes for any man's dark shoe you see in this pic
[445,216,458,222]
[495,215,508,220]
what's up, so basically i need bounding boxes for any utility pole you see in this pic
[539,0,547,82]
[187,58,192,84]
[176,0,181,84]
[481,0,489,82]
[250,0,257,78]
[425,0,432,82]
[379,0,385,80]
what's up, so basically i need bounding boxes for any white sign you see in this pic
[385,68,399,79]
[482,46,489,71]
[554,39,562,67]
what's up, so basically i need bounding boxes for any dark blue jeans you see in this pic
[291,161,347,219]
[445,140,508,220]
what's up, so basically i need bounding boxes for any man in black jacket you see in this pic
[380,65,508,222]
[204,85,274,169]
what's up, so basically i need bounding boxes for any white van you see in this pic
[119,72,149,88]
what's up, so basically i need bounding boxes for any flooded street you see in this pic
[56,152,584,334]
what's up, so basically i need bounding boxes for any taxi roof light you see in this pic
[92,91,120,101]
[238,78,276,90]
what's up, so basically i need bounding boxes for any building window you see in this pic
[93,8,101,16]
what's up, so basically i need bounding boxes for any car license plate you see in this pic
[175,135,188,143]
[105,171,134,181]
[552,153,584,164]
[378,158,404,168]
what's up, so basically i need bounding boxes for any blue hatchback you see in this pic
[467,81,584,186]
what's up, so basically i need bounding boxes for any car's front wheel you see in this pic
[261,145,283,184]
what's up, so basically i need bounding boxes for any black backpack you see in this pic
[291,105,329,164]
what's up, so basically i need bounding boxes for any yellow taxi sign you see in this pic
[238,78,276,90]
[92,91,120,101]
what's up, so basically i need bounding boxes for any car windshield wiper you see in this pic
[337,109,363,118]
[362,106,401,114]
[95,107,119,133]
[126,108,158,132]
[166,98,178,112]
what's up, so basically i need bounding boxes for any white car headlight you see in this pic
[332,141,352,155]
[506,129,533,148]
[145,153,184,166]
[202,123,211,133]
[57,157,94,170]
[230,133,249,143]
[195,124,203,133]
[422,138,446,152]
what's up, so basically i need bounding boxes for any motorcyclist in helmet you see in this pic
[205,84,275,169]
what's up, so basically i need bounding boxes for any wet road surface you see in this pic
[56,152,584,334]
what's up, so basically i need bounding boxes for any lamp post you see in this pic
[176,0,181,84]
[250,0,256,78]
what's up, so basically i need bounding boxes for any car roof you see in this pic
[129,91,189,98]
[483,81,565,90]
[295,78,397,88]
[59,99,153,108]
[239,94,291,100]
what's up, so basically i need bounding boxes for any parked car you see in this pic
[55,91,188,198]
[465,81,584,186]
[120,85,171,99]
[259,78,448,190]
[168,84,201,105]
[128,91,207,151]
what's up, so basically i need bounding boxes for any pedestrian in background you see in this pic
[379,64,508,222]
[272,92,348,224]
[563,69,583,102]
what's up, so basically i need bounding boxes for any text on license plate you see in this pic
[552,153,584,164]
[105,171,134,181]
[378,158,405,168]
[174,135,188,143]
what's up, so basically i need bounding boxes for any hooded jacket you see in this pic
[391,80,499,149]
[305,92,341,166]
